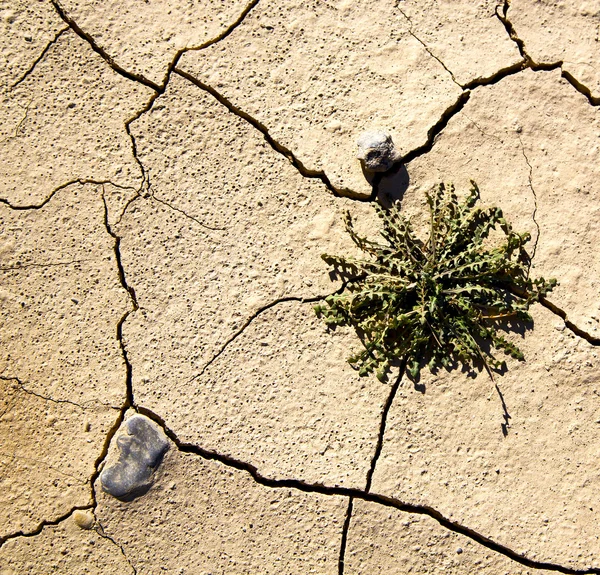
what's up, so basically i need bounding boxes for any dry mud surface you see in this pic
[1,1,600,573]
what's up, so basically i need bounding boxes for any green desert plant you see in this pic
[315,182,556,382]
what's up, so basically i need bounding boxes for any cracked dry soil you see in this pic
[2,0,600,573]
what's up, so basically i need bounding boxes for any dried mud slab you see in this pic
[0,0,65,91]
[118,73,389,486]
[55,0,254,86]
[370,305,600,568]
[119,71,374,377]
[0,376,116,539]
[384,68,600,336]
[0,184,129,406]
[345,499,554,575]
[0,513,132,575]
[510,0,600,99]
[140,302,389,487]
[95,447,346,574]
[178,0,463,197]
[0,30,152,208]
[398,0,522,86]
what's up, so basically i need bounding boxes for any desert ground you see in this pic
[2,1,600,573]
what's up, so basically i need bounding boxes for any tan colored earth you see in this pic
[1,1,600,573]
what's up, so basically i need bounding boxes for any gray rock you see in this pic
[356,130,400,172]
[100,414,169,501]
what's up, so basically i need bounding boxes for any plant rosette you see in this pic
[315,182,557,382]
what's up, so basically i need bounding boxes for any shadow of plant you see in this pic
[315,181,557,383]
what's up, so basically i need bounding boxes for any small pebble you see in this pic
[100,414,169,501]
[356,130,400,172]
[456,547,463,554]
[73,510,94,530]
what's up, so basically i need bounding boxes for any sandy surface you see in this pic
[1,1,600,573]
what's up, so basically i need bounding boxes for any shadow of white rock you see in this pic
[100,414,169,501]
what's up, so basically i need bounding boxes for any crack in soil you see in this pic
[150,193,227,232]
[394,91,472,168]
[123,93,162,192]
[338,361,407,574]
[496,0,530,62]
[48,0,261,204]
[396,7,461,88]
[174,67,369,201]
[7,3,600,568]
[560,69,600,106]
[101,191,138,404]
[10,27,70,89]
[540,297,600,346]
[0,450,89,485]
[518,137,541,265]
[80,191,141,516]
[188,292,347,385]
[49,0,160,91]
[0,259,88,272]
[0,506,93,549]
[496,0,600,106]
[0,375,119,411]
[460,58,528,90]
[94,521,137,575]
[0,179,136,211]
[154,0,261,91]
[132,404,600,575]
[0,188,145,541]
[337,497,354,575]
[364,364,407,493]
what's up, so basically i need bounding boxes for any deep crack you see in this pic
[101,191,137,407]
[495,1,531,63]
[155,0,261,90]
[337,361,407,573]
[460,59,528,91]
[397,91,471,167]
[560,69,600,106]
[495,1,600,106]
[47,0,262,208]
[364,363,407,493]
[540,297,600,346]
[133,404,600,575]
[174,67,370,201]
[49,0,160,91]
[337,497,354,575]
[84,190,140,513]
